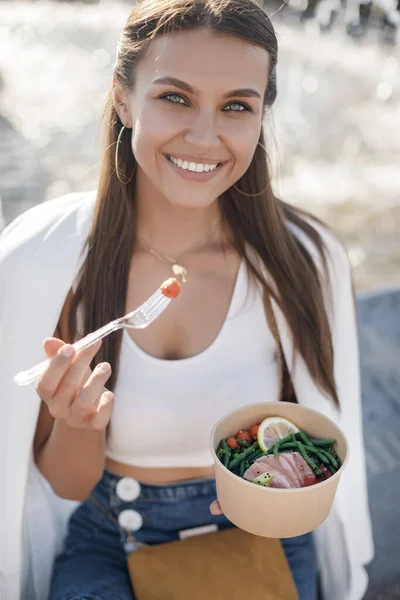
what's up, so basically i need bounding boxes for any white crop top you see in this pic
[105,261,280,467]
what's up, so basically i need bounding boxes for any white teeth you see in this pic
[168,156,219,173]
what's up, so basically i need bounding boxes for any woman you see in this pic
[0,1,373,599]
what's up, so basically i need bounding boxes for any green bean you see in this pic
[266,442,279,455]
[297,441,322,476]
[320,448,339,469]
[221,439,230,453]
[279,442,298,450]
[228,442,259,470]
[274,442,280,459]
[236,439,251,448]
[246,450,262,463]
[268,441,326,462]
[251,450,264,461]
[221,440,232,468]
[224,453,231,469]
[328,447,341,464]
[278,434,296,446]
[303,445,331,465]
[266,440,297,456]
[266,432,307,456]
[298,431,316,449]
[309,438,336,447]
[239,460,246,477]
[221,440,231,468]
[216,447,225,461]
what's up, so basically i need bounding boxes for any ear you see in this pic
[113,81,132,128]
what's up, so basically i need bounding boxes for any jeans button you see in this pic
[118,509,143,531]
[116,477,141,502]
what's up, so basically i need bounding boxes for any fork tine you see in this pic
[129,299,170,329]
[142,295,169,319]
[145,297,170,321]
[124,290,171,329]
[123,289,162,321]
[135,289,162,314]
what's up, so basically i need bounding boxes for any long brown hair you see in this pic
[69,0,339,406]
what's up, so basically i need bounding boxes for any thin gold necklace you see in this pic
[139,218,220,284]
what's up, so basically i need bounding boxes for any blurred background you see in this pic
[0,1,399,598]
[0,0,399,290]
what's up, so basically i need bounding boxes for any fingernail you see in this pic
[97,362,111,373]
[59,345,74,358]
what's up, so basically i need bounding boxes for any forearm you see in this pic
[35,420,105,501]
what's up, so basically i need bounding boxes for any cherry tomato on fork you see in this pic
[160,278,181,299]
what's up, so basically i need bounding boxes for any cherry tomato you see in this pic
[250,424,260,439]
[303,474,318,487]
[226,437,239,450]
[320,465,333,479]
[236,430,253,443]
[160,278,181,299]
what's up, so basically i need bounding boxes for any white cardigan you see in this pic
[0,192,374,600]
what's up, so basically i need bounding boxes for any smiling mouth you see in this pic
[166,155,224,174]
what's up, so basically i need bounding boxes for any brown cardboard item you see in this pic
[128,528,298,599]
[211,402,348,539]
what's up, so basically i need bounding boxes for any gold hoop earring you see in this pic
[115,125,136,185]
[232,142,272,198]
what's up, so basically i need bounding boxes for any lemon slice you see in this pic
[257,416,300,452]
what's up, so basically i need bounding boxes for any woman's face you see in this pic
[116,28,269,209]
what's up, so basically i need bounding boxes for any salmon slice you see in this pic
[243,451,317,489]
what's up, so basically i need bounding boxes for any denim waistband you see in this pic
[102,468,217,501]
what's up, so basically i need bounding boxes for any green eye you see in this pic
[223,102,251,112]
[161,93,187,105]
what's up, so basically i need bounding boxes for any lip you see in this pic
[163,154,226,183]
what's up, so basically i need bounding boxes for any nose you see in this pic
[184,109,220,148]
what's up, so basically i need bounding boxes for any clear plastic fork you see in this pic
[14,285,171,387]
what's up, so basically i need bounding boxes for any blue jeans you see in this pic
[49,470,317,600]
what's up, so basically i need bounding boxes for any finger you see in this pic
[45,339,102,419]
[36,341,77,403]
[90,391,115,431]
[210,500,223,516]
[69,362,112,423]
[43,337,65,357]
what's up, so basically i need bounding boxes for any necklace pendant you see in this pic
[172,263,188,283]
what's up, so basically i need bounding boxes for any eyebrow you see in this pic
[151,76,261,100]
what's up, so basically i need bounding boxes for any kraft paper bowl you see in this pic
[210,402,348,539]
